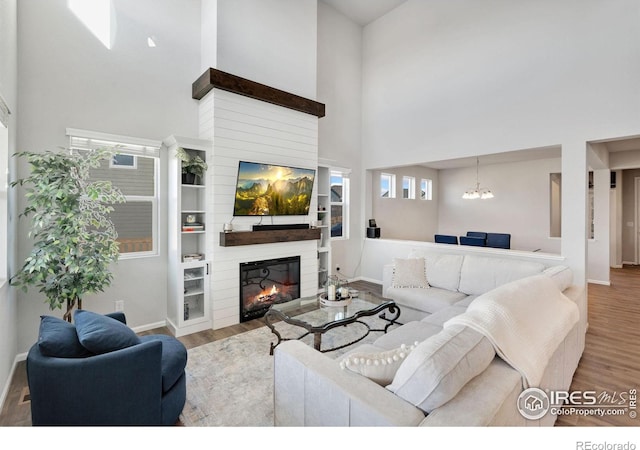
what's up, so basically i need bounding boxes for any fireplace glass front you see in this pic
[239,256,301,322]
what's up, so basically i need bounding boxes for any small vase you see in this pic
[182,173,196,185]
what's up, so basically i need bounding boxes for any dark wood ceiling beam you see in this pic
[192,68,325,118]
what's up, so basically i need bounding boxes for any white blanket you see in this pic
[444,273,579,388]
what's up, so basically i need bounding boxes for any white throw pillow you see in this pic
[340,343,419,386]
[392,258,429,289]
[386,325,495,413]
[406,250,464,291]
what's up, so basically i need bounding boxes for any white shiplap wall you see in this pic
[199,89,319,329]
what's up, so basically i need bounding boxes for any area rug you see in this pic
[180,314,397,426]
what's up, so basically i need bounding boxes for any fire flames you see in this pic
[255,285,278,303]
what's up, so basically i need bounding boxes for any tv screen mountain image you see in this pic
[233,161,316,216]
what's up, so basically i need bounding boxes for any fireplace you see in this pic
[239,256,301,322]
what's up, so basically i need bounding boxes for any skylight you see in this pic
[68,0,114,50]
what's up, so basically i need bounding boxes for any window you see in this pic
[110,153,137,169]
[68,0,113,50]
[67,129,160,257]
[381,173,396,198]
[421,178,433,200]
[402,176,415,199]
[330,170,350,239]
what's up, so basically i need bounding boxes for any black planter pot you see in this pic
[182,173,197,185]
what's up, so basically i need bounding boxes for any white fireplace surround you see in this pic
[199,88,319,329]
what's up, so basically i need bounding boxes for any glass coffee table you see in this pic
[264,291,400,355]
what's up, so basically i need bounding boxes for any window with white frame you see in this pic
[67,129,160,258]
[380,173,395,198]
[330,170,350,239]
[421,178,433,200]
[402,176,415,199]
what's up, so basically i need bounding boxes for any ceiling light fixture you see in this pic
[147,37,157,48]
[462,157,494,200]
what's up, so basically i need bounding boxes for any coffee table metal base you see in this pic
[265,301,400,355]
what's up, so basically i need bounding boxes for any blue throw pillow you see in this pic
[37,316,92,358]
[74,310,141,354]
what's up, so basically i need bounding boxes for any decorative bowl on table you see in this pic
[319,293,352,307]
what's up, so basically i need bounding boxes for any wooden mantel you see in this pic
[219,228,321,247]
[192,68,325,118]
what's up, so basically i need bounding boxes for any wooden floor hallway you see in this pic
[1,274,638,426]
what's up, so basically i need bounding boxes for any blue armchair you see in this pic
[27,311,187,426]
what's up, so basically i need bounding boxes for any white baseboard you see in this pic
[611,264,623,269]
[0,353,26,413]
[131,320,167,334]
[352,275,382,285]
[587,279,611,286]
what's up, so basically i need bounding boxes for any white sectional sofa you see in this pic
[381,250,577,323]
[273,249,587,427]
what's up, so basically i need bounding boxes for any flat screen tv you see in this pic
[233,161,316,216]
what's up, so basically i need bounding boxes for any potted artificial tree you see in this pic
[11,148,125,321]
[176,147,208,184]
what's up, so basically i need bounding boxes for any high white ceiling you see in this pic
[321,0,408,26]
[318,1,640,170]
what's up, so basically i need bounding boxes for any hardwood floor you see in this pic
[555,266,640,426]
[1,274,637,427]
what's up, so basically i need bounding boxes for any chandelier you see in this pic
[462,157,494,200]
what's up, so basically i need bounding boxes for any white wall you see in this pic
[200,0,217,71]
[216,0,317,100]
[438,158,562,254]
[0,0,18,410]
[316,1,363,279]
[15,0,202,352]
[360,0,640,285]
[370,166,439,241]
[362,0,640,166]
